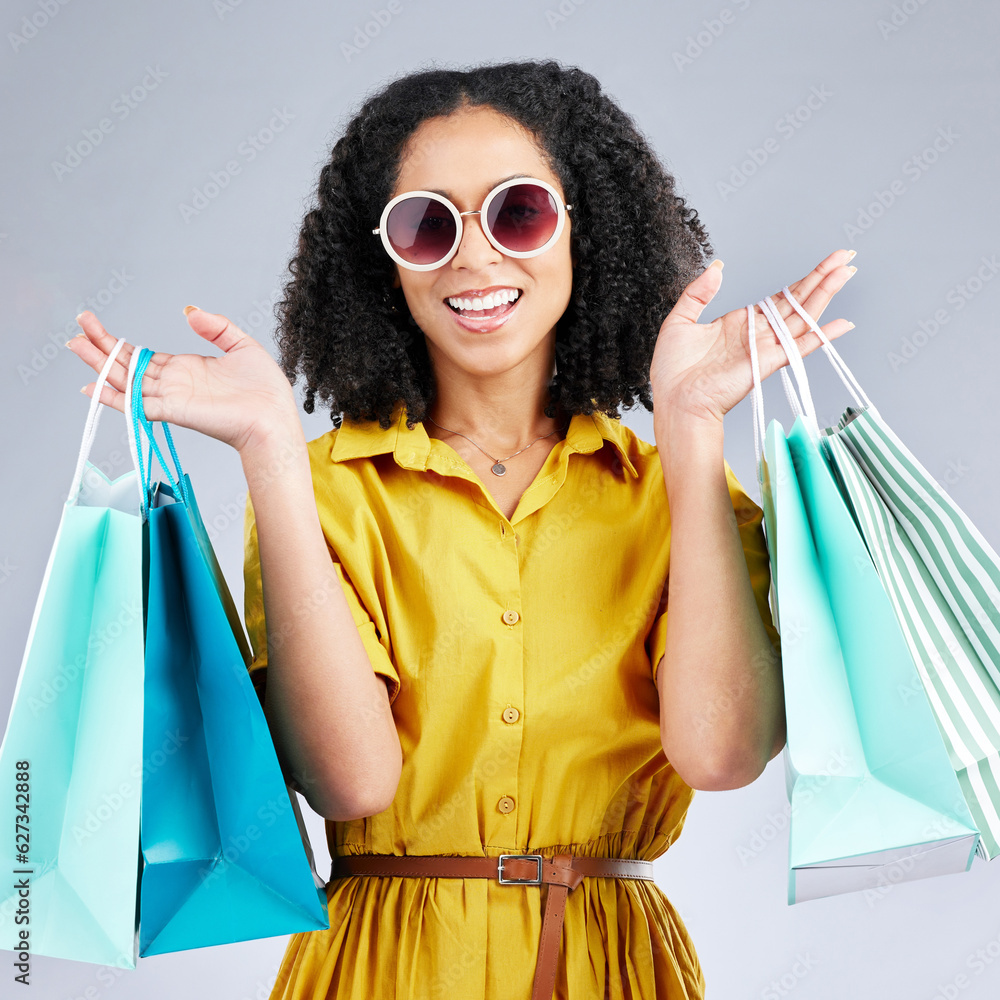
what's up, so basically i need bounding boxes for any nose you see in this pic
[450,209,502,272]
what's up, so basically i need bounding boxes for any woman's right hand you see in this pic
[68,306,299,455]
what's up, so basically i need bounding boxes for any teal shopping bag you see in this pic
[0,339,144,967]
[124,348,329,955]
[748,300,979,903]
[772,288,1000,861]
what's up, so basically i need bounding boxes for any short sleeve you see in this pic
[242,492,401,710]
[648,459,780,686]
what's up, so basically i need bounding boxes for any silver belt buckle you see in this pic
[497,853,544,885]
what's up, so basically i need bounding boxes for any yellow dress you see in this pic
[242,400,780,1000]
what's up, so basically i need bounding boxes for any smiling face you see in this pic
[387,104,574,383]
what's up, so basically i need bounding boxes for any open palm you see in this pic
[67,307,298,454]
[650,248,858,423]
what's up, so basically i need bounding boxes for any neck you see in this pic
[424,348,565,453]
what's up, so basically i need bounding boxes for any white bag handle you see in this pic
[747,295,823,487]
[779,284,872,411]
[66,337,129,504]
[758,295,821,432]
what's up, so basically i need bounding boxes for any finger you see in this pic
[184,306,251,353]
[786,252,856,329]
[753,315,854,380]
[80,377,127,414]
[66,329,131,396]
[68,311,135,391]
[69,311,172,393]
[666,259,725,327]
[765,248,856,336]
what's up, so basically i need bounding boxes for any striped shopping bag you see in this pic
[766,288,1000,860]
[748,299,978,903]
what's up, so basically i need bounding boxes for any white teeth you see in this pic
[447,289,521,312]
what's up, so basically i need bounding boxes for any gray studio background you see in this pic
[1,1,999,997]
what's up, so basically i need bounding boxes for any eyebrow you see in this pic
[423,173,533,198]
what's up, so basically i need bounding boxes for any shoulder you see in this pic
[301,426,378,525]
[610,415,763,525]
[588,411,659,484]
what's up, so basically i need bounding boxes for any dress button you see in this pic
[502,609,520,625]
[502,706,520,724]
[497,795,516,814]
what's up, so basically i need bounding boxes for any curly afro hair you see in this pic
[275,57,715,431]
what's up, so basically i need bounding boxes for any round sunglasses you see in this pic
[372,177,572,271]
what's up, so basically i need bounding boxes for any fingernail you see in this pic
[708,258,724,272]
[845,321,855,330]
[845,250,857,262]
[183,304,199,316]
[846,266,858,277]
[80,386,88,394]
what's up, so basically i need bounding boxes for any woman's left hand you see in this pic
[649,248,858,424]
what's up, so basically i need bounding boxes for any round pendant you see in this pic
[491,463,507,476]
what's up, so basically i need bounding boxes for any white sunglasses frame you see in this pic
[372,176,572,272]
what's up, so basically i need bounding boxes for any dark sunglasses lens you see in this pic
[385,196,456,265]
[486,184,559,253]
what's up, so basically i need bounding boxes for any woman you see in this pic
[68,59,856,1000]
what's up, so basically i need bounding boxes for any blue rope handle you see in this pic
[130,347,190,511]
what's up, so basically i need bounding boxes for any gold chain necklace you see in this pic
[426,415,568,476]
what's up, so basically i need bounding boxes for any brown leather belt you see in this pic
[329,852,655,1000]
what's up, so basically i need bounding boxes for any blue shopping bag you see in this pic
[124,347,329,955]
[0,339,144,967]
[747,299,979,903]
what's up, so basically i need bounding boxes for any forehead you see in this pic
[391,106,561,201]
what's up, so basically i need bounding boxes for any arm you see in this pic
[240,417,402,821]
[654,410,785,791]
[644,250,855,790]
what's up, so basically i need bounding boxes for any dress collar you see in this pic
[329,400,639,479]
